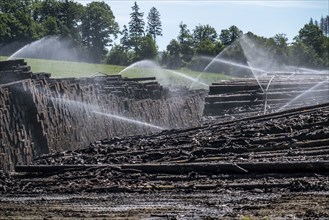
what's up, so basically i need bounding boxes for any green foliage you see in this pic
[105,45,136,66]
[165,39,181,69]
[147,7,162,42]
[319,15,329,36]
[81,1,119,63]
[288,41,324,68]
[136,35,158,60]
[1,1,328,71]
[129,1,145,48]
[192,24,221,58]
[43,16,61,36]
[120,25,131,50]
[178,22,194,64]
[220,25,243,46]
[296,22,326,55]
[0,0,42,43]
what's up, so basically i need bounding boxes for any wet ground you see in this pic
[1,191,329,219]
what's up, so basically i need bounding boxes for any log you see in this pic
[15,160,329,174]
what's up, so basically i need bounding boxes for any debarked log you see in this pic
[15,160,329,174]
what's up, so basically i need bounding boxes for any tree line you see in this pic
[0,0,120,62]
[159,17,329,72]
[1,0,328,71]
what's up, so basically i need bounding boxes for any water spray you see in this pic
[263,74,278,114]
[278,77,329,112]
[92,111,165,130]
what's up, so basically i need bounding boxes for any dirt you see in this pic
[1,192,329,219]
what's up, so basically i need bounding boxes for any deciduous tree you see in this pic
[81,1,119,63]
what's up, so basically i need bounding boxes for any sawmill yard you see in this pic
[0,58,329,219]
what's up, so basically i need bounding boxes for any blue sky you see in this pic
[77,0,329,50]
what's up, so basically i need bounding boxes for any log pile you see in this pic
[204,75,329,118]
[9,101,329,194]
[0,59,205,171]
[0,59,33,84]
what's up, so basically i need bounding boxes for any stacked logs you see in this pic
[0,59,33,84]
[0,59,205,171]
[204,75,329,118]
[11,102,329,194]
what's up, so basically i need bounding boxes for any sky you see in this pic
[76,0,329,50]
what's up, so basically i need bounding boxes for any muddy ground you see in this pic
[1,102,329,219]
[1,192,329,219]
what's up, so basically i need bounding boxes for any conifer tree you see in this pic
[128,1,145,48]
[120,25,130,50]
[146,7,162,42]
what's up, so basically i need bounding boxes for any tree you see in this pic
[220,25,242,46]
[146,7,162,42]
[177,22,194,64]
[58,0,83,42]
[0,0,42,44]
[195,39,218,56]
[319,15,329,37]
[81,1,119,63]
[37,0,61,23]
[166,39,181,69]
[136,34,157,60]
[192,24,217,45]
[120,25,131,50]
[191,24,219,59]
[272,33,288,64]
[295,22,325,55]
[288,41,324,68]
[129,1,145,48]
[229,25,242,42]
[43,16,61,35]
[105,44,134,66]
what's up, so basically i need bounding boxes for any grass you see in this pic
[0,56,124,78]
[0,56,230,87]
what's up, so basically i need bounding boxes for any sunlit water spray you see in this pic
[8,36,88,62]
[92,111,165,130]
[247,61,266,93]
[278,78,329,112]
[119,59,208,88]
[190,55,267,89]
[203,56,266,74]
[118,60,159,75]
[52,97,166,131]
[167,70,208,87]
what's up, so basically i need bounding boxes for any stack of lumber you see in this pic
[204,75,329,118]
[0,59,205,171]
[11,101,329,194]
[0,59,32,84]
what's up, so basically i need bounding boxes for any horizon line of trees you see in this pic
[1,0,328,71]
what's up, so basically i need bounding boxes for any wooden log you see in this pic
[15,160,329,174]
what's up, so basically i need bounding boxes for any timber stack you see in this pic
[11,101,329,194]
[204,75,329,119]
[0,59,205,171]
